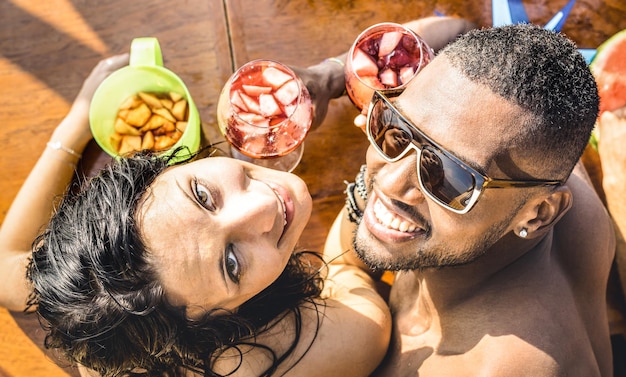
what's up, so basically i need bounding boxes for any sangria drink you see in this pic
[217,59,313,171]
[345,22,434,110]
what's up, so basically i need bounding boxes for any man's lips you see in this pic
[363,191,425,242]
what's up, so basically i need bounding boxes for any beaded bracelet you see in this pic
[345,182,363,224]
[355,164,367,199]
[344,165,368,224]
[47,141,82,159]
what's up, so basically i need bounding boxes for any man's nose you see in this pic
[368,147,427,206]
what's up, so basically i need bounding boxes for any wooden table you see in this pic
[1,1,624,376]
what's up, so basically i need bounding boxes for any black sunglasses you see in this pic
[366,90,564,214]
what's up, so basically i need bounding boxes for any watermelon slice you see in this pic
[589,29,626,149]
[590,29,626,115]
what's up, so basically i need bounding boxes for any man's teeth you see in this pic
[373,199,418,232]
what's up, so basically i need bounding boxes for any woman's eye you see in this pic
[225,245,241,284]
[193,180,216,211]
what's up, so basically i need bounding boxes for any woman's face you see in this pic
[137,157,312,318]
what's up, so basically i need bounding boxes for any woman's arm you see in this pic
[0,54,129,311]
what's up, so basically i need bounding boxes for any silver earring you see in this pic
[519,228,528,238]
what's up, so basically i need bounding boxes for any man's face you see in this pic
[355,56,533,271]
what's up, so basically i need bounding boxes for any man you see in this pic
[325,24,615,376]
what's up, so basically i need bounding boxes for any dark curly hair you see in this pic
[442,24,599,180]
[25,148,324,376]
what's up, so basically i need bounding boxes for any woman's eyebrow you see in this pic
[175,177,205,211]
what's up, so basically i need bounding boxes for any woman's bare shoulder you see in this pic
[214,264,391,376]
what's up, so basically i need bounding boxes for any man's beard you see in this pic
[352,210,515,272]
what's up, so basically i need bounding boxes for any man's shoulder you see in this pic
[373,330,598,377]
[555,171,615,279]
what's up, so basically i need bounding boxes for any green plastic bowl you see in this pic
[90,37,201,162]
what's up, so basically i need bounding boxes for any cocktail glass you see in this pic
[345,22,434,111]
[217,59,313,172]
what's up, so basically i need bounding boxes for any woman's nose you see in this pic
[228,188,277,235]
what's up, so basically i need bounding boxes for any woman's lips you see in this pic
[265,182,294,242]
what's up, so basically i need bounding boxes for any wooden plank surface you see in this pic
[0,1,230,376]
[1,0,625,376]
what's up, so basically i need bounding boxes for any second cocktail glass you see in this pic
[217,59,313,172]
[345,22,434,111]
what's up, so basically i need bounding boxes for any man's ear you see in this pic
[514,186,573,239]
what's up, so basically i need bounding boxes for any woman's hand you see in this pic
[57,53,130,149]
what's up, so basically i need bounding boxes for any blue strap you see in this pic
[543,0,577,31]
[578,49,598,65]
[438,1,597,64]
[491,0,596,64]
[492,0,529,26]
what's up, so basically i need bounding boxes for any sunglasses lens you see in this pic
[368,94,477,211]
[419,147,476,210]
[369,99,412,160]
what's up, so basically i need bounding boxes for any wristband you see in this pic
[355,164,367,200]
[344,165,368,224]
[323,57,345,67]
[345,182,363,224]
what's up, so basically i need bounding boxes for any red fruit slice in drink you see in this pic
[238,112,270,129]
[242,84,273,96]
[274,79,299,106]
[262,67,293,89]
[259,93,282,117]
[378,31,403,56]
[239,92,262,115]
[230,90,248,112]
[379,68,398,87]
[352,48,379,77]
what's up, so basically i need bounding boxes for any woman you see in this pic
[0,54,390,377]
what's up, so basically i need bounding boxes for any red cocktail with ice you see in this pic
[217,60,313,171]
[345,22,434,110]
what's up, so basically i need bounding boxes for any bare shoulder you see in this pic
[215,264,391,377]
[556,166,615,282]
[376,329,598,377]
[477,335,600,377]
